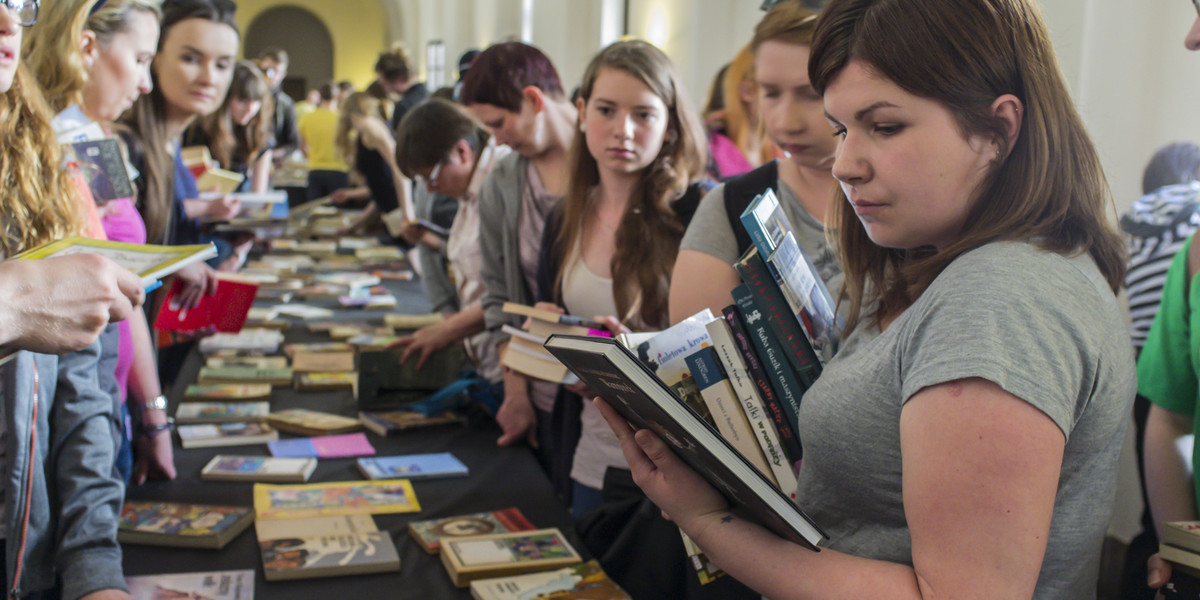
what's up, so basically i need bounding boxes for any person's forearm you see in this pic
[251,152,272,194]
[443,304,487,342]
[1145,405,1198,537]
[124,311,162,407]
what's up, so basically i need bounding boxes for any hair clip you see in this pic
[88,0,108,15]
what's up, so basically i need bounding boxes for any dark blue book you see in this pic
[732,284,805,457]
[735,247,821,388]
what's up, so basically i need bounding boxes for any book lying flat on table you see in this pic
[358,409,464,437]
[469,560,631,600]
[268,408,363,436]
[118,501,254,549]
[544,334,828,550]
[295,371,358,392]
[175,401,270,424]
[178,422,279,449]
[408,507,535,554]
[197,366,293,386]
[206,355,289,369]
[201,455,317,483]
[184,383,273,402]
[291,350,355,373]
[384,312,445,330]
[13,236,216,287]
[268,432,375,459]
[356,452,468,481]
[256,514,400,581]
[253,480,421,519]
[126,569,254,600]
[440,528,582,588]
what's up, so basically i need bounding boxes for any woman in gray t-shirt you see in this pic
[596,1,1136,599]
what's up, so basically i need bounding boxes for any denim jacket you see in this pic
[2,340,126,600]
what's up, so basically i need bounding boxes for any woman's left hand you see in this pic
[390,322,451,369]
[594,397,730,527]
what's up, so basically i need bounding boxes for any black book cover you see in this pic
[735,247,821,388]
[544,334,826,550]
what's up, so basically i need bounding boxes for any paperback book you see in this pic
[268,408,363,436]
[260,532,401,581]
[440,528,582,587]
[356,452,469,481]
[177,422,279,449]
[154,277,257,333]
[408,507,536,554]
[183,383,272,402]
[13,236,216,287]
[118,501,254,549]
[205,356,288,369]
[384,312,445,330]
[358,409,464,436]
[469,560,631,600]
[267,432,375,459]
[291,350,355,373]
[544,335,827,550]
[197,366,293,386]
[175,401,270,424]
[126,570,254,600]
[253,480,421,519]
[295,371,357,392]
[198,328,284,354]
[616,309,718,427]
[200,455,317,483]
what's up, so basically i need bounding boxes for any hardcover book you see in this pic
[356,452,469,481]
[118,501,254,549]
[408,507,535,554]
[767,231,839,363]
[731,285,805,453]
[178,422,279,449]
[544,335,827,550]
[736,247,821,388]
[260,532,401,581]
[685,346,776,485]
[197,366,293,386]
[358,410,464,436]
[200,455,317,483]
[126,570,254,600]
[154,277,257,334]
[253,480,420,519]
[440,528,582,587]
[1164,521,1200,554]
[268,408,364,436]
[267,432,375,459]
[183,383,272,402]
[13,236,216,287]
[469,560,631,600]
[617,309,718,427]
[175,401,270,424]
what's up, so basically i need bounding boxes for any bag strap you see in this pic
[723,161,779,256]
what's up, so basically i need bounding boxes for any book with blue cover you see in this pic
[268,432,375,458]
[356,452,469,481]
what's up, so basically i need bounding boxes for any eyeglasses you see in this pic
[4,0,37,26]
[417,158,448,190]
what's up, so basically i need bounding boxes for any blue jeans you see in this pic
[116,403,133,486]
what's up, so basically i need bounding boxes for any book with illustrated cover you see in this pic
[175,401,270,424]
[295,371,358,392]
[440,528,582,587]
[259,532,401,581]
[268,408,363,436]
[184,383,272,402]
[616,309,718,427]
[201,455,317,483]
[469,560,631,600]
[154,277,257,334]
[118,501,254,549]
[356,452,468,481]
[291,350,355,373]
[126,569,254,600]
[268,432,375,459]
[13,236,216,287]
[545,335,827,550]
[408,507,535,554]
[205,356,288,370]
[178,422,279,449]
[767,231,839,364]
[253,480,420,519]
[197,366,293,386]
[66,137,134,203]
[359,410,464,437]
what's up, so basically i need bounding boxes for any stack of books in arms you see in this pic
[1158,521,1200,596]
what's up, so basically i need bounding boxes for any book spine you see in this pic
[730,286,804,464]
[493,507,535,532]
[706,318,798,497]
[735,249,821,388]
[685,347,776,484]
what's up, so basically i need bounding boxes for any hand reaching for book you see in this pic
[170,262,219,309]
[393,322,452,369]
[594,397,731,530]
[0,254,144,354]
[496,367,537,448]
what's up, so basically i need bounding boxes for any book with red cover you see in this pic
[154,277,258,333]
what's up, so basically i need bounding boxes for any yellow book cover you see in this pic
[13,236,216,286]
[253,480,420,519]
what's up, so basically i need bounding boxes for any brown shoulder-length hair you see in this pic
[0,64,83,255]
[554,40,707,331]
[809,0,1126,331]
[186,60,273,170]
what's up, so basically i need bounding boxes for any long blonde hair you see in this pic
[23,0,161,114]
[0,64,83,255]
[721,45,775,167]
[810,0,1126,330]
[336,91,383,166]
[554,41,707,330]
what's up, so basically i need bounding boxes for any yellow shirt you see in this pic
[297,107,348,172]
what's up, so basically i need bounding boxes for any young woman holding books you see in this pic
[669,0,842,324]
[183,60,275,195]
[25,0,179,485]
[0,3,135,599]
[534,40,737,599]
[457,42,577,489]
[598,0,1135,598]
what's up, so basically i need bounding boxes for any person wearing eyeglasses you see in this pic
[0,2,137,599]
[392,98,510,381]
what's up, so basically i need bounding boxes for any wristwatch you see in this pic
[144,395,168,412]
[138,395,174,438]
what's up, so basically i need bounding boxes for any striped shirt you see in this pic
[1121,181,1200,352]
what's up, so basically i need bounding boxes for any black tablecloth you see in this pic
[122,272,578,598]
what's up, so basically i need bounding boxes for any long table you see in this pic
[121,271,579,598]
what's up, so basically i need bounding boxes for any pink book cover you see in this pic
[269,433,376,459]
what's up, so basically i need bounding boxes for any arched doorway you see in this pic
[244,6,334,100]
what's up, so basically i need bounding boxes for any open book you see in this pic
[544,334,827,550]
